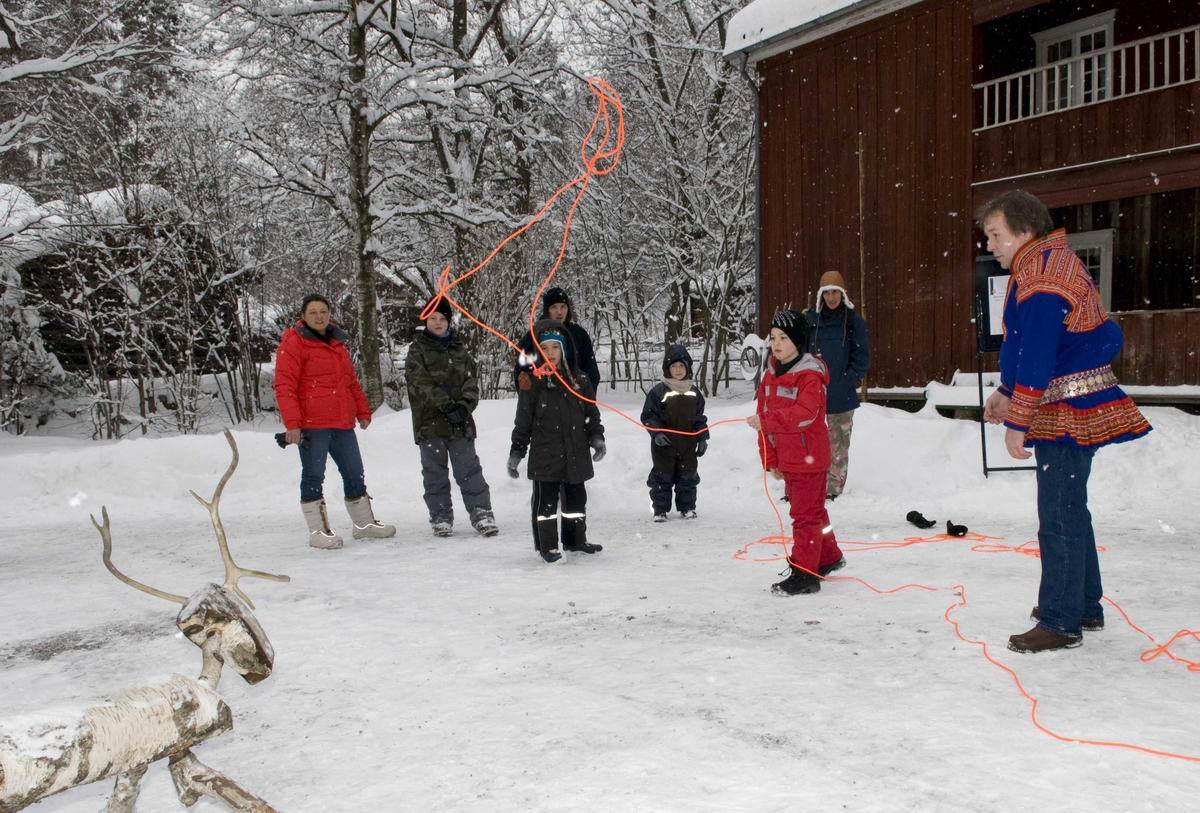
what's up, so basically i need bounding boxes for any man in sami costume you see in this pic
[979,191,1151,654]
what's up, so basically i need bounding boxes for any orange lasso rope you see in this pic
[736,469,1200,764]
[418,76,745,439]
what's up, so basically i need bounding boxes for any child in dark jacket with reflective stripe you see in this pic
[641,344,709,521]
[747,310,845,595]
[507,319,606,563]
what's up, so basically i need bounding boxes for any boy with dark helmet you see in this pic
[747,309,845,595]
[641,345,710,521]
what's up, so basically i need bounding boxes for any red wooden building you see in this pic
[726,0,1200,388]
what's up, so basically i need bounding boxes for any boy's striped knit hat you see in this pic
[770,309,809,353]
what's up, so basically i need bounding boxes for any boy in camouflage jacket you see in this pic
[406,297,498,537]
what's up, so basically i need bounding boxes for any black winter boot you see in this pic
[536,519,561,563]
[771,566,821,596]
[562,517,602,553]
[818,556,846,577]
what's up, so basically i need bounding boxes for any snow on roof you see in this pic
[724,0,876,58]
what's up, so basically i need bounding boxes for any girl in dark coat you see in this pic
[507,319,606,562]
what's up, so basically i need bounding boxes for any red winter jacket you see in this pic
[756,354,831,474]
[274,322,371,431]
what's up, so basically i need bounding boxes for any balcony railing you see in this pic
[974,23,1200,131]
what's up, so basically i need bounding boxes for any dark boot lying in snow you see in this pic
[906,510,937,530]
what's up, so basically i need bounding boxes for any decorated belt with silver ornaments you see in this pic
[1043,366,1119,401]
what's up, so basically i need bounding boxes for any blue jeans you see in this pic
[298,428,366,502]
[1035,443,1103,636]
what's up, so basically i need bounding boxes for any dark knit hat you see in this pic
[541,287,572,322]
[423,295,453,321]
[770,309,809,353]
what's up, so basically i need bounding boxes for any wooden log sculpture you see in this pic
[0,430,289,813]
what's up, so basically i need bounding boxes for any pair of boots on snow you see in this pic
[301,495,395,549]
[535,513,601,563]
[430,508,499,539]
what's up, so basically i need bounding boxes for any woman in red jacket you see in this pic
[275,294,395,549]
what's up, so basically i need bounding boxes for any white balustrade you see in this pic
[974,24,1200,130]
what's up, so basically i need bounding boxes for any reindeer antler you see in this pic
[92,506,188,605]
[190,429,290,609]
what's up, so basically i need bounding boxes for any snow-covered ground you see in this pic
[2,393,1198,812]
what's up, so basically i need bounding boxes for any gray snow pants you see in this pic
[419,437,492,523]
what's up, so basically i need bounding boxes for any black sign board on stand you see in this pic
[974,255,1035,477]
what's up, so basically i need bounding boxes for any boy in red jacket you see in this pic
[747,310,845,595]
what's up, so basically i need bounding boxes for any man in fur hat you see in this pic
[805,271,870,500]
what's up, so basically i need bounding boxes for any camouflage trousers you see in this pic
[826,410,855,497]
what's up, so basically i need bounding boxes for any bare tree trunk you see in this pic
[347,17,383,410]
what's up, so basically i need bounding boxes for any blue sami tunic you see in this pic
[997,229,1151,448]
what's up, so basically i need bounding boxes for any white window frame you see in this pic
[1067,229,1114,313]
[1033,11,1117,110]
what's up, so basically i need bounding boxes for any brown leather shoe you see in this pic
[1030,606,1104,631]
[1008,626,1082,653]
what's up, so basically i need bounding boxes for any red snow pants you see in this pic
[784,471,842,573]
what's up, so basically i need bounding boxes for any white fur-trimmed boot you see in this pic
[301,500,343,549]
[345,494,396,539]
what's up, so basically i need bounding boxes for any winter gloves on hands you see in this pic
[590,436,606,462]
[439,402,469,424]
[506,448,525,482]
[654,433,707,456]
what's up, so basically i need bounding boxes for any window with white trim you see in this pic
[1067,229,1114,313]
[1033,11,1116,112]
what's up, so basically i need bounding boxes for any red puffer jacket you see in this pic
[756,354,831,474]
[274,322,371,431]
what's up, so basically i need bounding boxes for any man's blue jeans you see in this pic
[1035,443,1103,637]
[299,428,366,502]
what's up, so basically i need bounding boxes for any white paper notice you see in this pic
[987,275,1009,338]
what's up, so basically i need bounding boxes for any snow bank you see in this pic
[1,396,1198,811]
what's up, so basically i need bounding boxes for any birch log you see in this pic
[0,674,230,812]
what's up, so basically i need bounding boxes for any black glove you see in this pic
[946,520,969,537]
[696,439,707,457]
[590,436,606,462]
[439,402,469,424]
[653,432,672,448]
[274,431,311,450]
[507,454,522,479]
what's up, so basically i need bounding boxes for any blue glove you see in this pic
[590,436,606,462]
[696,439,707,457]
[653,432,672,448]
